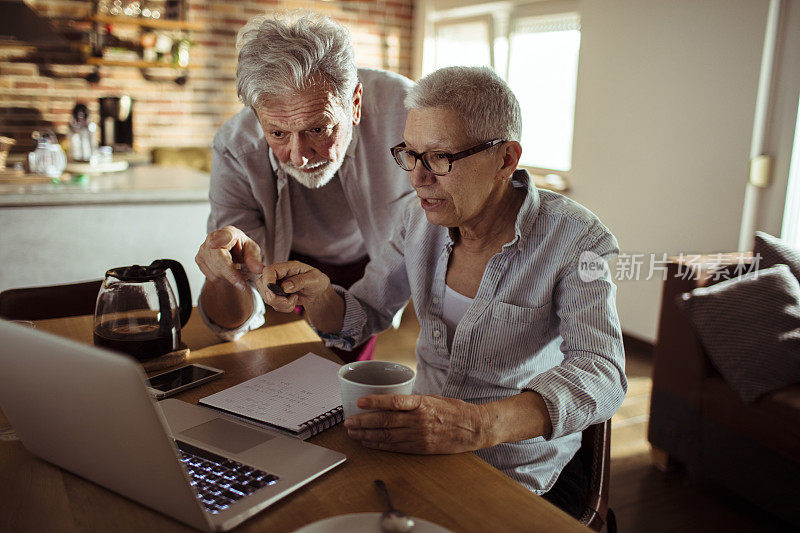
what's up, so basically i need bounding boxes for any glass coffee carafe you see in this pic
[94,259,192,361]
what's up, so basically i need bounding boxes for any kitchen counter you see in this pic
[0,165,210,207]
[0,163,211,301]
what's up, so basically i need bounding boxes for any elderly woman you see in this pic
[257,66,627,517]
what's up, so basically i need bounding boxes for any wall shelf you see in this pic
[86,57,196,69]
[89,15,203,32]
[85,1,197,83]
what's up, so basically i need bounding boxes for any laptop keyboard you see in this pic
[175,440,279,514]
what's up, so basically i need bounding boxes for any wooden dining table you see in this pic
[0,309,585,533]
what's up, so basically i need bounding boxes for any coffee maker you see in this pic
[99,96,134,151]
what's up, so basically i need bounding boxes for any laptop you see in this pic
[0,320,346,532]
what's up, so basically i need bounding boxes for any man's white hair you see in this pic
[236,11,359,108]
[405,66,522,143]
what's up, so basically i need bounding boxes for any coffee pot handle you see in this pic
[149,259,192,328]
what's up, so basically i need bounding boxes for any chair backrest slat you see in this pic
[579,419,613,531]
[0,280,103,321]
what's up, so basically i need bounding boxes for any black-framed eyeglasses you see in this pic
[390,139,506,176]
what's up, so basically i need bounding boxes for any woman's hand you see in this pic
[344,394,490,454]
[255,261,331,313]
[256,261,345,333]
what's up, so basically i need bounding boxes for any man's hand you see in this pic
[343,394,489,454]
[195,225,264,291]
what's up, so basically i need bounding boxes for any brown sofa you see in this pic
[648,256,800,525]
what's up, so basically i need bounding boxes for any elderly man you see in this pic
[195,12,414,361]
[258,66,627,517]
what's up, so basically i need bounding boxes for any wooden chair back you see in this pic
[0,280,103,321]
[578,419,616,532]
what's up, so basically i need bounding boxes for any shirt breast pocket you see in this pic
[477,300,556,383]
[491,300,551,325]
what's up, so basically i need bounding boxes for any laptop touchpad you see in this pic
[180,418,274,454]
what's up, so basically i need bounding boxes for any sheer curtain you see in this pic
[432,18,493,70]
[507,13,581,171]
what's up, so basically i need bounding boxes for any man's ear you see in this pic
[351,82,363,126]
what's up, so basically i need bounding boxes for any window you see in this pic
[433,17,493,70]
[422,2,581,173]
[781,96,800,248]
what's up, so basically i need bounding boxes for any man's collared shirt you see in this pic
[320,170,627,494]
[200,68,415,340]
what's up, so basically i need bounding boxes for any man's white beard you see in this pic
[278,126,352,189]
[280,158,341,189]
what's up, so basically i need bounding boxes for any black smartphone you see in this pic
[146,363,224,399]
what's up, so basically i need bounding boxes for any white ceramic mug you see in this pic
[338,360,415,419]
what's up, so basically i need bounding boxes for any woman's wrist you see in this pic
[475,391,553,448]
[305,285,345,334]
[475,402,500,449]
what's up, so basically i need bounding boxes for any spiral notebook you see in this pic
[197,353,343,440]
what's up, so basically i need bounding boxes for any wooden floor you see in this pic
[373,306,796,533]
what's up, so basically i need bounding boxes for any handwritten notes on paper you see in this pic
[198,353,342,432]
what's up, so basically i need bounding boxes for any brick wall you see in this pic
[0,0,414,153]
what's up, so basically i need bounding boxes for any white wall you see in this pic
[568,0,777,342]
[0,202,210,305]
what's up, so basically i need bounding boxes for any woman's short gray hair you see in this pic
[405,66,522,143]
[236,11,358,109]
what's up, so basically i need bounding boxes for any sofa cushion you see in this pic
[678,264,800,403]
[754,231,800,282]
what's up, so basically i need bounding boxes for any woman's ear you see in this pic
[497,141,522,181]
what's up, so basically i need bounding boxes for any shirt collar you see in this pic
[346,122,360,158]
[445,168,540,251]
[268,145,280,174]
[510,168,540,249]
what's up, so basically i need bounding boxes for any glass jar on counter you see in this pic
[28,131,67,178]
